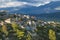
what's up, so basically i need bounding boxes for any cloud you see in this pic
[54,7,60,10]
[0,1,27,8]
[0,0,60,8]
[18,0,51,7]
[25,1,50,7]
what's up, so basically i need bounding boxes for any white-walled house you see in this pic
[5,18,12,23]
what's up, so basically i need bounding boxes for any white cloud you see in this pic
[0,0,27,8]
[0,0,60,8]
[0,1,50,8]
[25,1,50,7]
[0,1,27,8]
[55,7,60,10]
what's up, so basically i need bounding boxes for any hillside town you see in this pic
[0,11,60,40]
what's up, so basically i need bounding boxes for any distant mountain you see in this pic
[0,1,60,14]
[31,12,60,22]
[18,1,60,14]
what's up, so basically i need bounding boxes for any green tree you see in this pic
[26,32,32,40]
[11,22,19,31]
[49,29,56,40]
[16,29,24,39]
[2,24,8,36]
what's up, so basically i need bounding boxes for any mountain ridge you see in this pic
[0,1,60,14]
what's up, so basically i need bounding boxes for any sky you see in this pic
[0,0,60,8]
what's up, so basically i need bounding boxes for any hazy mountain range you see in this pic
[0,1,60,14]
